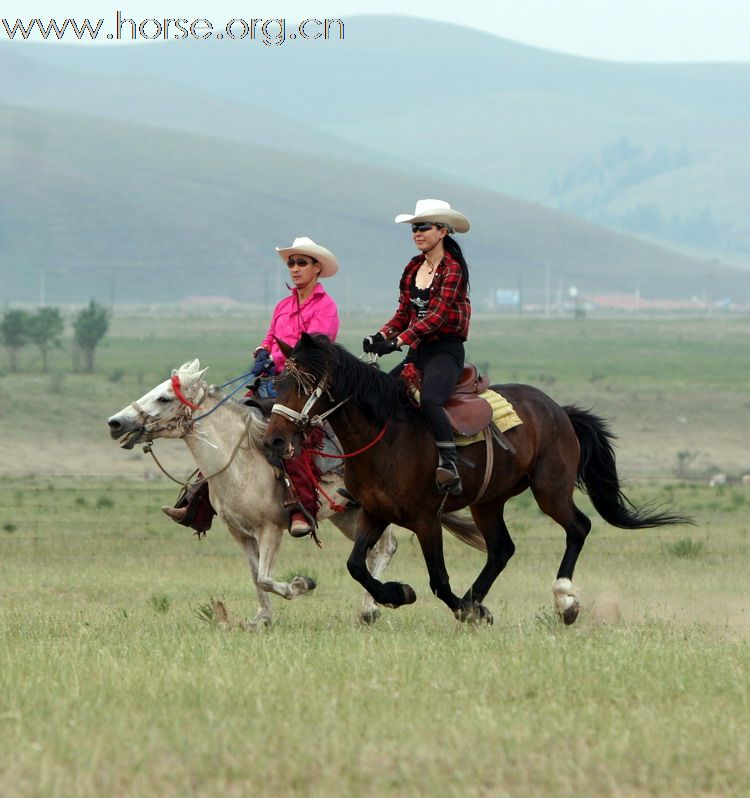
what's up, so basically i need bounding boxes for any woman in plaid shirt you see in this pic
[363,199,471,495]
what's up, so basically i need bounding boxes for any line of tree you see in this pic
[1,300,110,373]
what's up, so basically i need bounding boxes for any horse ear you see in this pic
[275,337,294,357]
[176,358,200,374]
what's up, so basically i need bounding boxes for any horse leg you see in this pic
[233,532,273,629]
[453,502,517,624]
[346,511,416,609]
[361,526,399,624]
[330,511,399,623]
[532,477,592,625]
[254,523,317,600]
[412,517,477,621]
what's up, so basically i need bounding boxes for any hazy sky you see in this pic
[2,0,749,62]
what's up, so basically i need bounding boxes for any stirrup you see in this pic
[435,464,462,495]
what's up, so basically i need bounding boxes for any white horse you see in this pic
[107,359,398,627]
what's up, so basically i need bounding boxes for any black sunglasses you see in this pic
[411,222,443,233]
[287,257,316,267]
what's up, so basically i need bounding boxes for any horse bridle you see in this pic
[130,375,255,486]
[270,360,349,431]
[127,375,207,440]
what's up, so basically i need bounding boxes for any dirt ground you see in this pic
[5,434,195,480]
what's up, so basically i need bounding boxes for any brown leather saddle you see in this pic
[402,361,494,437]
[444,364,493,436]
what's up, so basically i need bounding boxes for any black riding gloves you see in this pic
[369,338,400,356]
[362,331,385,353]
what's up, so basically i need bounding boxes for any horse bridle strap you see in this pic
[171,374,203,410]
[271,386,349,429]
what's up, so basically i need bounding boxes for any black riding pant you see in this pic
[391,337,465,443]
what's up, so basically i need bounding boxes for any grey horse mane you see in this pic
[204,383,269,449]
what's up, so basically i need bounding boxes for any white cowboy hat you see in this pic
[275,236,339,277]
[394,199,470,233]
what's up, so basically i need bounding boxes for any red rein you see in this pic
[171,374,202,410]
[316,420,389,459]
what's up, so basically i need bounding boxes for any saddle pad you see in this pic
[454,390,523,447]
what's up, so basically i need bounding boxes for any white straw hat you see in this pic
[275,236,339,277]
[394,199,470,233]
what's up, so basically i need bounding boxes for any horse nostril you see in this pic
[108,418,122,431]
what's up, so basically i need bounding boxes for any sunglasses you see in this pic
[287,257,316,267]
[411,223,443,233]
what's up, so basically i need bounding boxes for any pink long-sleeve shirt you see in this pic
[259,283,339,371]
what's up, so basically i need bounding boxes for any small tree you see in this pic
[73,300,110,373]
[0,309,30,372]
[28,307,64,373]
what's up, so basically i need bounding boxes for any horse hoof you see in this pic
[562,603,580,625]
[478,605,493,625]
[242,615,272,631]
[380,581,417,608]
[290,575,316,595]
[401,584,417,605]
[553,578,579,624]
[455,603,493,624]
[359,609,381,626]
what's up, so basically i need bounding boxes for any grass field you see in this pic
[1,312,749,796]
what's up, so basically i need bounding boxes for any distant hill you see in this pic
[6,15,750,258]
[1,103,744,309]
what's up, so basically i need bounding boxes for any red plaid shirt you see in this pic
[379,252,471,348]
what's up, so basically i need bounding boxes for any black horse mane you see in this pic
[284,334,417,426]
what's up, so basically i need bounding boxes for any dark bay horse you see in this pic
[263,334,689,625]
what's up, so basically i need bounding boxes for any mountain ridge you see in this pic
[1,102,744,309]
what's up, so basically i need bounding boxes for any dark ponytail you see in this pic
[444,235,470,293]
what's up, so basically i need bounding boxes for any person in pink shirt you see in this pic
[251,236,339,376]
[248,237,340,538]
[162,237,340,540]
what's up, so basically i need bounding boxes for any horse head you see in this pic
[107,358,209,449]
[263,334,336,463]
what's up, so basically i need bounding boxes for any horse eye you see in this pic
[157,396,173,404]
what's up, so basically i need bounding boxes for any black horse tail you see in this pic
[564,406,692,529]
[441,512,487,552]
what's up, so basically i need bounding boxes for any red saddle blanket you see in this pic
[402,363,494,436]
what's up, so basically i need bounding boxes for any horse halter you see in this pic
[270,359,348,431]
[129,374,206,438]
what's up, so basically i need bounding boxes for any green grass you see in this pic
[666,537,706,559]
[3,312,750,451]
[1,476,749,797]
[1,313,750,796]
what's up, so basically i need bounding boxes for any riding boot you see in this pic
[435,441,463,495]
[161,477,216,535]
[283,429,323,538]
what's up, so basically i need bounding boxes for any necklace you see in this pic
[424,256,437,273]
